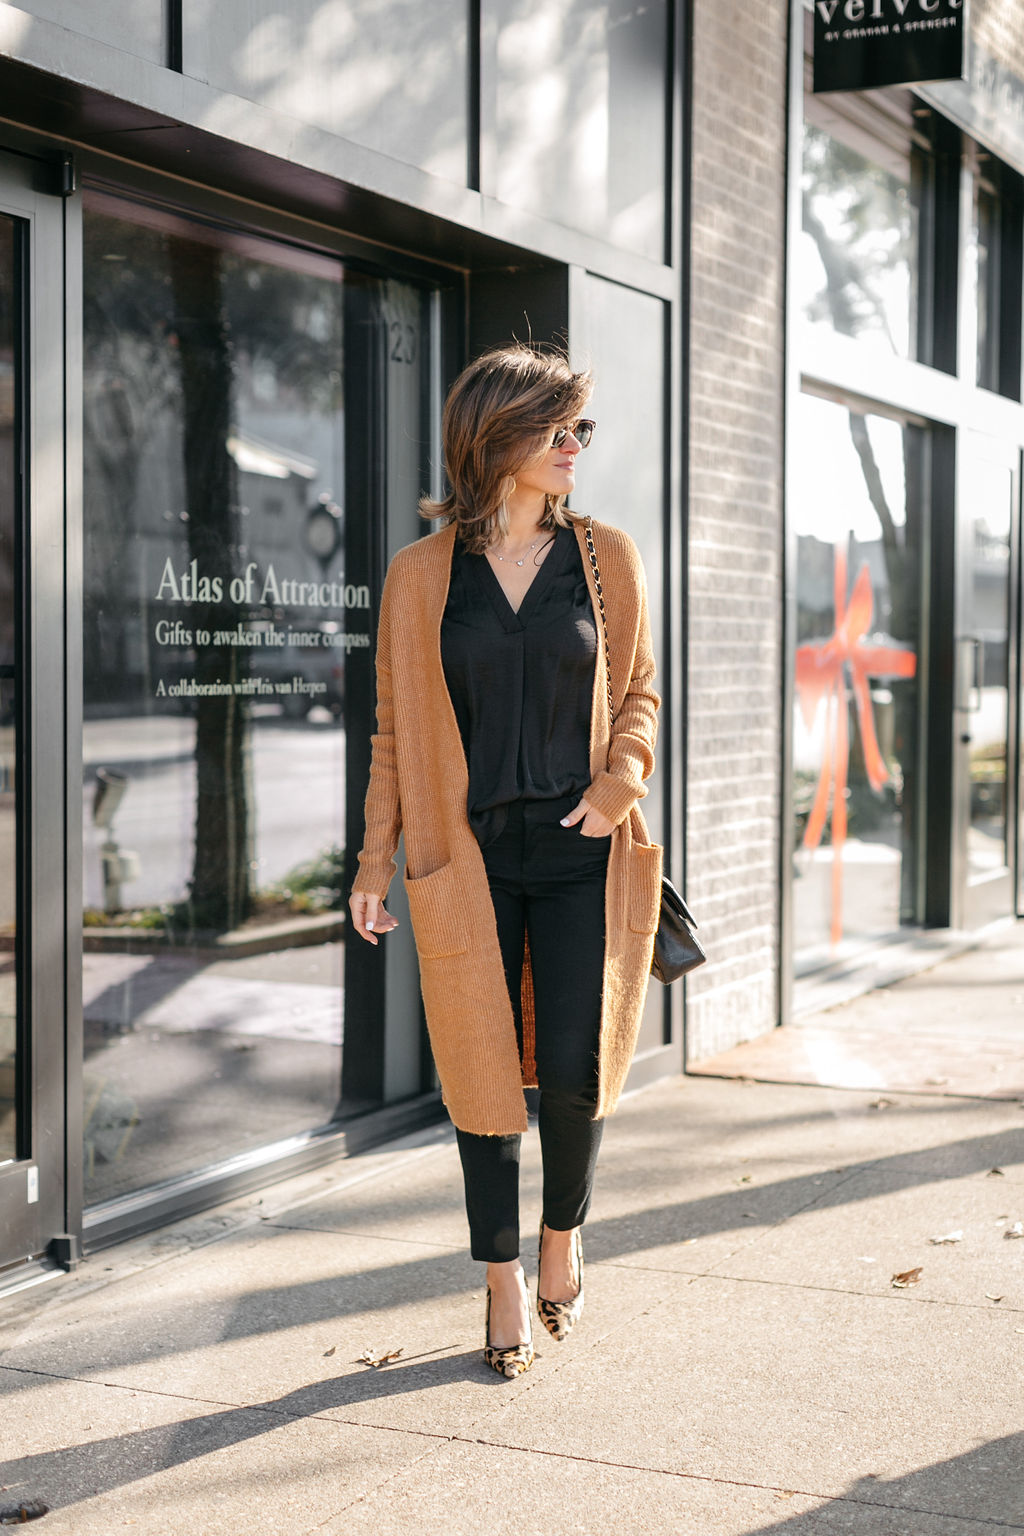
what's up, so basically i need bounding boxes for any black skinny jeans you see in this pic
[456,796,609,1263]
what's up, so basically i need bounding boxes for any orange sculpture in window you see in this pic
[795,544,917,946]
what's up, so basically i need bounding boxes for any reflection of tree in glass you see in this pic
[84,214,346,933]
[222,261,343,419]
[169,240,250,933]
[802,124,916,356]
[166,246,344,933]
[83,218,181,702]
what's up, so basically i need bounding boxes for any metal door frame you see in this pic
[951,429,1021,931]
[0,148,74,1276]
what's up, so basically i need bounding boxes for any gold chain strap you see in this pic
[584,517,614,725]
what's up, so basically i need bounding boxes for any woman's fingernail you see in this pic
[366,921,374,931]
[560,817,570,826]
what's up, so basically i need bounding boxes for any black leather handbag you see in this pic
[651,876,706,984]
[584,518,707,986]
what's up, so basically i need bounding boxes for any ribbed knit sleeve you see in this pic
[583,534,660,827]
[353,569,402,899]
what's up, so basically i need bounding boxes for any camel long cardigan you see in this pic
[354,515,662,1135]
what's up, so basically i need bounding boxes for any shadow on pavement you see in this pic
[2,1114,1022,1393]
[4,1381,1022,1528]
[0,1350,484,1515]
[743,1432,1024,1532]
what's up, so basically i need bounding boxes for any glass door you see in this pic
[790,392,923,976]
[0,155,70,1274]
[79,192,438,1218]
[954,432,1020,929]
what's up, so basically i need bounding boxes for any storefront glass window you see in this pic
[973,160,1022,401]
[799,122,919,360]
[975,176,1001,392]
[81,194,432,1205]
[963,458,1012,887]
[0,217,17,1164]
[792,393,922,973]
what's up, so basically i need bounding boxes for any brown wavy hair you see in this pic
[419,344,593,554]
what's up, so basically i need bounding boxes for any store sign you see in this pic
[813,0,967,94]
[149,557,370,706]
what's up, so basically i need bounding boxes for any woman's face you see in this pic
[511,421,587,501]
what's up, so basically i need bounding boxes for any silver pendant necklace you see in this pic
[493,536,542,567]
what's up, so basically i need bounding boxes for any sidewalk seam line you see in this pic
[709,1167,866,1265]
[688,1270,1024,1312]
[0,1362,460,1438]
[593,1258,1024,1315]
[300,1436,459,1534]
[691,1074,1023,1107]
[260,1224,466,1251]
[441,1436,1024,1528]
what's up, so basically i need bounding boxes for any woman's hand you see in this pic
[560,798,615,838]
[349,891,400,945]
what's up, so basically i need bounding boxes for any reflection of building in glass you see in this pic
[800,120,919,359]
[791,396,921,970]
[795,543,916,948]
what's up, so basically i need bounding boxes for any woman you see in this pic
[349,344,661,1378]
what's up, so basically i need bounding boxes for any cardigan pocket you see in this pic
[404,859,469,959]
[628,840,663,934]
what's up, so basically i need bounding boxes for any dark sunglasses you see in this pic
[551,419,596,449]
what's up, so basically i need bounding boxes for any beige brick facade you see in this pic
[684,0,790,1061]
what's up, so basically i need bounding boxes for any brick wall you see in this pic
[684,0,790,1062]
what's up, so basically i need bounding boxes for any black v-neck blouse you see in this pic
[440,524,598,846]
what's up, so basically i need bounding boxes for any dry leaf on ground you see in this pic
[356,1347,404,1368]
[891,1267,923,1288]
[987,1168,1006,1178]
[323,1346,336,1357]
[928,1230,963,1245]
[869,1098,895,1110]
[1004,1222,1024,1239]
[0,1503,49,1525]
[986,1294,1005,1303]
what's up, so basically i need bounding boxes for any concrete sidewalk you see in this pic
[3,956,1024,1534]
[692,919,1024,1102]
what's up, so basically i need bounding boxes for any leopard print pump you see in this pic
[483,1286,535,1378]
[536,1221,584,1341]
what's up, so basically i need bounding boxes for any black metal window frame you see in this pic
[0,147,72,1284]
